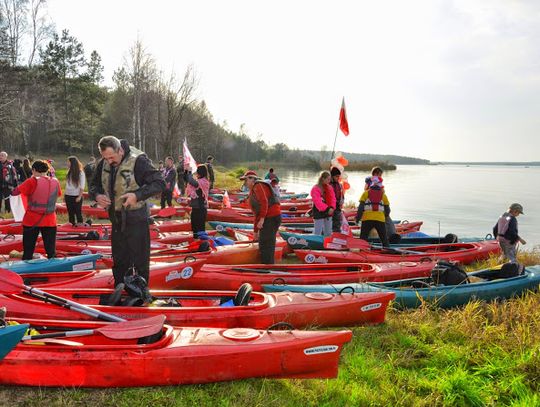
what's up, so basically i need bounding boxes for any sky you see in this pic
[45,0,540,162]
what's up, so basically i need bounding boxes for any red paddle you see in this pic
[0,268,124,322]
[152,206,177,218]
[21,315,166,341]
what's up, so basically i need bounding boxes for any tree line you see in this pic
[0,0,303,165]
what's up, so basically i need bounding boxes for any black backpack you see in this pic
[431,261,469,286]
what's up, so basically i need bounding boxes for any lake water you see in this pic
[278,165,540,247]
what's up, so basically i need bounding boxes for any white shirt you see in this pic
[65,171,86,196]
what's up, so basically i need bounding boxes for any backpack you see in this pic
[431,261,469,286]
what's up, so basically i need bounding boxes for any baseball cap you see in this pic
[239,170,259,180]
[509,203,524,214]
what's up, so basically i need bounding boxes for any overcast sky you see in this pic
[47,0,540,161]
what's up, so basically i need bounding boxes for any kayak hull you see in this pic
[1,289,395,328]
[263,265,540,309]
[0,321,352,387]
[294,241,501,265]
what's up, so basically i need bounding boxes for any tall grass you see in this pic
[2,252,540,405]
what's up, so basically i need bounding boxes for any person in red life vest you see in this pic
[185,164,210,236]
[311,171,336,237]
[329,167,343,232]
[11,160,62,260]
[240,170,281,264]
[355,174,391,247]
[493,203,526,263]
[161,156,177,209]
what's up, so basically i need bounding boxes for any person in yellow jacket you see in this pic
[355,176,390,247]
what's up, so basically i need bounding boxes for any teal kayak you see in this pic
[279,231,493,250]
[0,324,28,360]
[1,254,101,274]
[263,265,540,309]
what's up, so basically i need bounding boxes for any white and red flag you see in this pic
[339,97,349,136]
[183,139,198,173]
[222,190,231,208]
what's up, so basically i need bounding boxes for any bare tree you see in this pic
[123,38,156,149]
[1,0,28,66]
[156,64,198,157]
[27,0,52,67]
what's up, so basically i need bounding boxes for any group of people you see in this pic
[310,166,391,246]
[4,134,528,295]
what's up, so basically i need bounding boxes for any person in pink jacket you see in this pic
[310,170,336,236]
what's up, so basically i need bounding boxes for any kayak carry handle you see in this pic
[420,256,433,263]
[76,241,88,247]
[485,233,493,240]
[272,277,286,286]
[339,286,355,295]
[3,234,15,241]
[267,322,295,333]
[184,255,197,263]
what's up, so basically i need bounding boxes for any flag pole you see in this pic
[330,121,340,161]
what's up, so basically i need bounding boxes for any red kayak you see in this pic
[18,257,434,292]
[295,241,501,265]
[135,242,285,266]
[0,318,352,386]
[1,287,395,328]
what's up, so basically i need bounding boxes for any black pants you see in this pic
[332,209,342,232]
[360,220,389,247]
[111,218,150,287]
[65,195,83,224]
[191,207,207,235]
[259,215,282,264]
[160,190,173,208]
[23,226,56,260]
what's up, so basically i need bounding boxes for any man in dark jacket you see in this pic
[160,156,177,208]
[84,157,96,186]
[89,136,165,287]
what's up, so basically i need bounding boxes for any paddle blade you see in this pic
[96,315,166,339]
[157,207,177,218]
[0,268,25,294]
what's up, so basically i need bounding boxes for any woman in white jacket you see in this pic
[64,156,86,225]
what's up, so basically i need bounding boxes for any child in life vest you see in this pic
[364,166,385,191]
[493,203,526,263]
[11,160,62,260]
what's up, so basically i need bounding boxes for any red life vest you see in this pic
[365,188,384,212]
[28,177,59,214]
[249,181,280,216]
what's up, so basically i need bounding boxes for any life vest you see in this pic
[364,188,385,212]
[496,212,513,242]
[1,161,17,186]
[27,177,59,214]
[101,147,146,212]
[186,176,209,204]
[249,181,280,216]
[312,184,333,219]
[330,180,343,208]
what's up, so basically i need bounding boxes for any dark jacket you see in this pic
[162,166,177,192]
[89,140,165,222]
[84,162,96,186]
[206,162,215,187]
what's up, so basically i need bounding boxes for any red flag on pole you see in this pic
[339,97,349,136]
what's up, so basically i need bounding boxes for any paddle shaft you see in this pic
[25,286,124,322]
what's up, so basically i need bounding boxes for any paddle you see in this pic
[151,206,177,219]
[21,315,165,341]
[0,268,124,322]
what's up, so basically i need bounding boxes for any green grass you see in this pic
[2,250,540,405]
